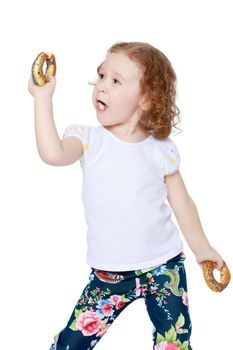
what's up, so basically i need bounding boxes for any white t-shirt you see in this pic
[63,124,183,271]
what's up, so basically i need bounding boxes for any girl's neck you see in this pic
[103,124,148,143]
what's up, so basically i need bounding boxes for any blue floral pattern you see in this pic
[50,253,192,350]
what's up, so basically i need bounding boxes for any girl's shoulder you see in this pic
[154,137,181,176]
[62,123,103,166]
[63,123,101,140]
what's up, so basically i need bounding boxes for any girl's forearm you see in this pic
[174,197,212,256]
[34,96,63,163]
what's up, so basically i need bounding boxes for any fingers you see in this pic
[28,75,35,95]
[216,258,224,271]
[213,251,224,270]
[47,74,56,83]
[28,75,33,86]
[196,252,224,271]
[28,75,37,89]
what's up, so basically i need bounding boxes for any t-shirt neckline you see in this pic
[100,125,153,145]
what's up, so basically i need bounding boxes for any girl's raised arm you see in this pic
[28,75,83,166]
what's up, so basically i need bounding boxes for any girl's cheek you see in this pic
[92,91,97,107]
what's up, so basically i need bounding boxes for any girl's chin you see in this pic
[96,117,115,127]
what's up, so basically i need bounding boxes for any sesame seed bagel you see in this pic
[202,261,231,292]
[31,52,56,86]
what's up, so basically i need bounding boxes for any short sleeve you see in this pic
[63,124,84,142]
[62,124,88,165]
[158,138,181,176]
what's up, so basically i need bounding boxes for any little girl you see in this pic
[28,41,224,350]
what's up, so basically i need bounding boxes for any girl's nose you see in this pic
[97,80,107,93]
[98,87,106,93]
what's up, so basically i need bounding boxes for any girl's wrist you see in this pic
[193,243,212,259]
[34,94,53,103]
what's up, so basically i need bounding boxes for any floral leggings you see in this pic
[50,253,192,350]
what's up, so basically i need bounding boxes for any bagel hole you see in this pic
[42,62,47,75]
[213,269,220,282]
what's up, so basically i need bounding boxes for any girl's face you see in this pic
[92,52,144,127]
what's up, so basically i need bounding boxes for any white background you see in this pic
[1,0,232,349]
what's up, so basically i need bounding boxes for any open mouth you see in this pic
[97,99,108,111]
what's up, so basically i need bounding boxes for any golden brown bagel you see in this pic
[31,52,56,86]
[202,261,231,292]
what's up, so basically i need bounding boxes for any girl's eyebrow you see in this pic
[112,70,125,81]
[97,65,125,81]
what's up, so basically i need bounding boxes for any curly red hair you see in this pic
[104,41,181,139]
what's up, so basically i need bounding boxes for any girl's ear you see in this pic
[139,94,151,111]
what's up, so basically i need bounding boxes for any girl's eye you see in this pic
[97,74,120,84]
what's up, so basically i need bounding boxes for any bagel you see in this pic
[31,52,56,86]
[202,261,231,292]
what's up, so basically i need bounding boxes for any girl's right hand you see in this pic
[28,74,56,99]
[196,246,224,271]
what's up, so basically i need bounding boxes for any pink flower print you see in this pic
[110,294,121,305]
[88,297,94,304]
[136,277,141,297]
[182,292,189,306]
[96,299,114,317]
[102,303,113,315]
[142,287,148,297]
[149,277,154,283]
[80,300,85,305]
[76,310,101,336]
[96,323,112,337]
[96,287,100,292]
[151,286,157,292]
[115,300,125,309]
[154,341,180,350]
[180,252,186,258]
[85,290,89,297]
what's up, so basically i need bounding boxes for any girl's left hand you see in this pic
[195,246,224,270]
